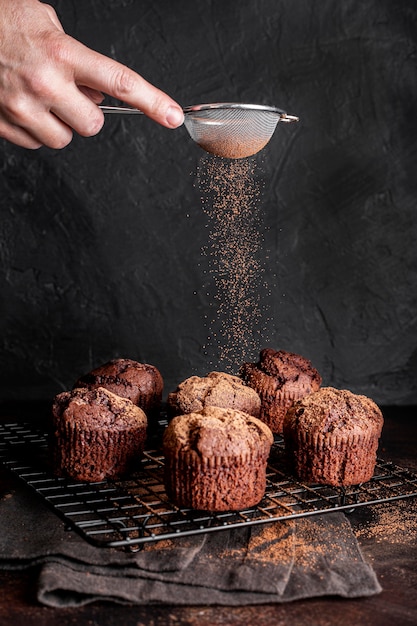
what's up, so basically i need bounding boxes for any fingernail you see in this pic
[166,106,184,128]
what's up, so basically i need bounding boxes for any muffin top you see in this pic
[74,358,163,406]
[167,371,261,417]
[283,387,383,436]
[240,348,322,393]
[163,406,273,459]
[52,387,147,431]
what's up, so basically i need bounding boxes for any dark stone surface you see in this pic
[0,0,416,403]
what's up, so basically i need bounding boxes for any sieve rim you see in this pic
[183,103,298,122]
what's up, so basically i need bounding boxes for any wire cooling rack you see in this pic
[1,420,416,552]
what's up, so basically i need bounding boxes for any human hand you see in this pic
[0,0,184,149]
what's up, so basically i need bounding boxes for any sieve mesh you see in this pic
[183,103,298,159]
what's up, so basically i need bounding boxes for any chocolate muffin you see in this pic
[74,358,163,416]
[51,387,147,482]
[163,406,273,511]
[240,348,322,434]
[283,387,384,486]
[167,371,261,418]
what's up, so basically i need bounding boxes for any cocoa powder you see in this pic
[197,155,270,370]
[355,499,417,544]
[216,515,359,571]
[197,137,269,160]
[216,520,295,565]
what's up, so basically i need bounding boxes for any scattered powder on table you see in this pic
[196,154,271,370]
[215,516,357,571]
[217,520,294,565]
[293,516,358,569]
[355,499,417,544]
[245,520,294,565]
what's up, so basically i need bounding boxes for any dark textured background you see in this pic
[0,0,416,405]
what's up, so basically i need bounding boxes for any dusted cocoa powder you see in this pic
[167,371,261,418]
[51,387,148,482]
[240,348,322,434]
[355,499,417,544]
[283,387,384,486]
[162,406,273,511]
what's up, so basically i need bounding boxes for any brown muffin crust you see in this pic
[240,348,322,434]
[167,371,261,418]
[51,386,147,482]
[74,358,163,414]
[163,406,273,511]
[164,406,272,458]
[283,387,384,486]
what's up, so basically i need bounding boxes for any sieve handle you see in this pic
[99,105,299,123]
[99,105,143,114]
[280,113,299,123]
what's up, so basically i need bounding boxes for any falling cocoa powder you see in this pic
[196,154,270,370]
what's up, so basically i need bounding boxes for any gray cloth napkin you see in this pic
[0,480,381,607]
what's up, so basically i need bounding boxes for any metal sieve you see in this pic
[182,103,299,158]
[99,102,299,159]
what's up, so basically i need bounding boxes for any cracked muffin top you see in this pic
[167,371,261,418]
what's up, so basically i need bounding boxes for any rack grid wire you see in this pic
[1,420,416,552]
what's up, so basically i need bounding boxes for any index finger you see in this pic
[70,38,184,128]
